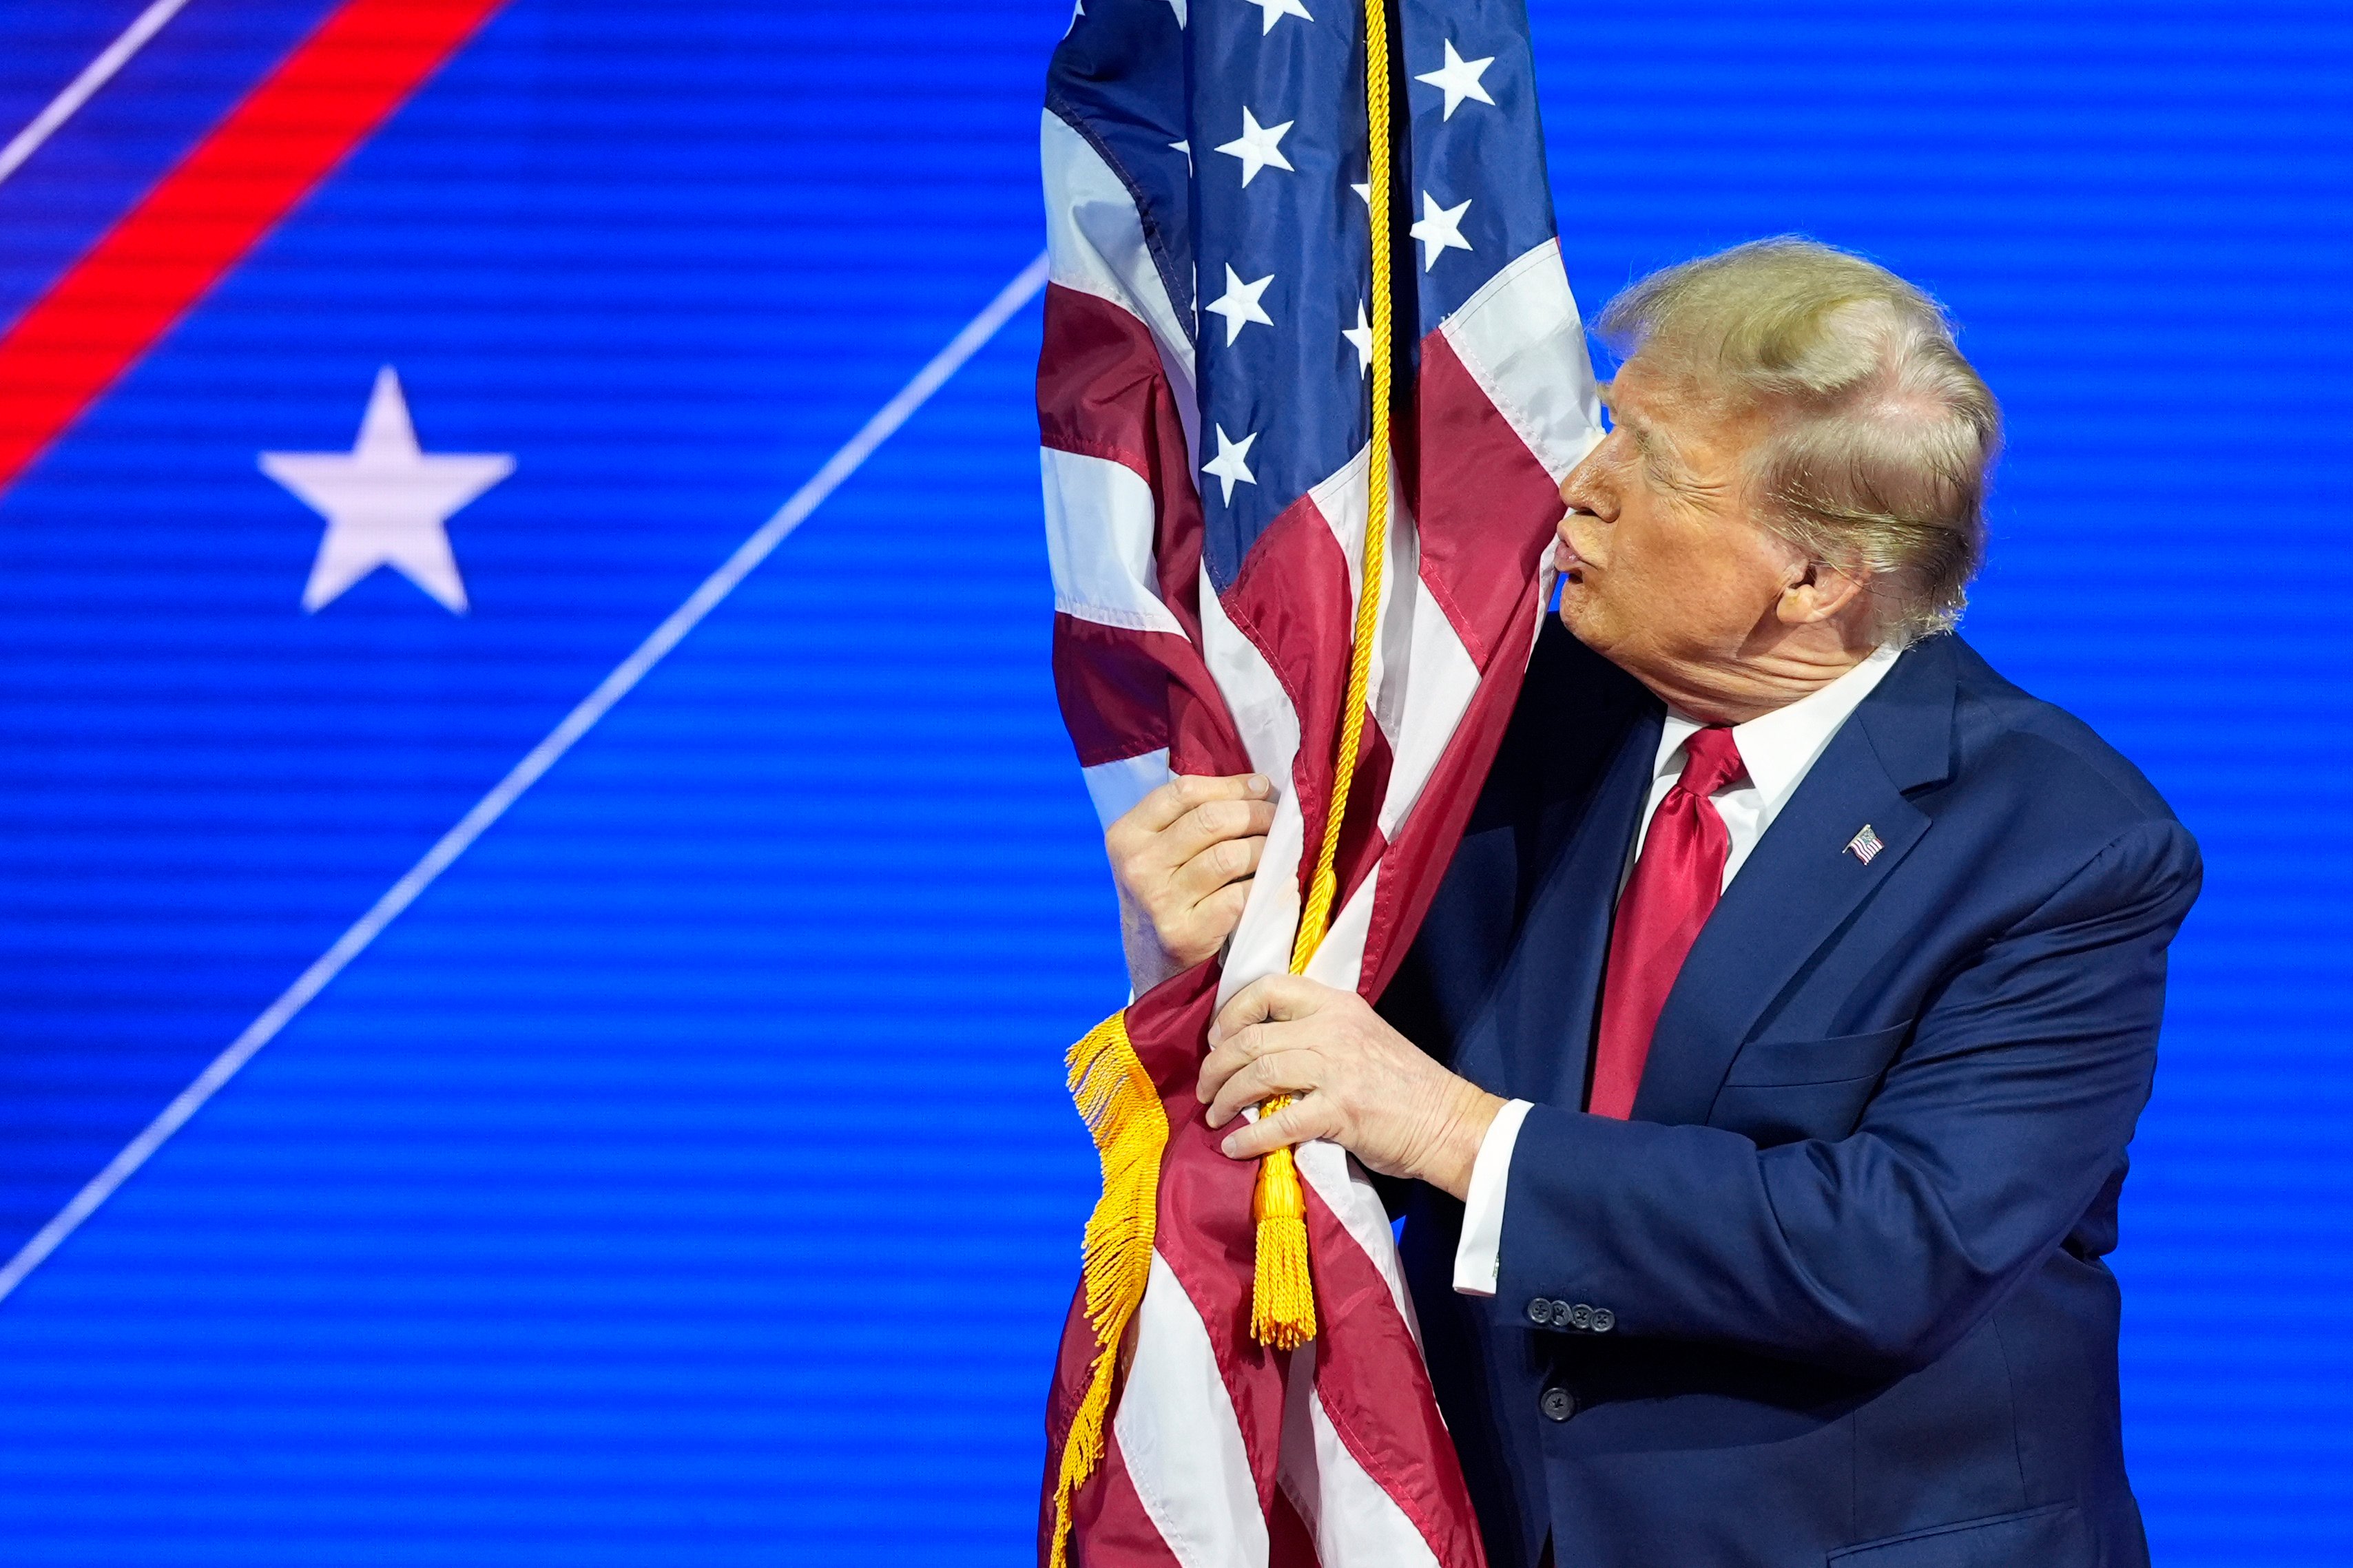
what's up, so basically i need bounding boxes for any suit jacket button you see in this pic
[1567,1303,1594,1330]
[1551,1298,1572,1325]
[1590,1307,1615,1333]
[1526,1297,1553,1325]
[1540,1386,1577,1423]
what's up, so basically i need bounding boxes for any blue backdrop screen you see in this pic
[0,1,2345,1562]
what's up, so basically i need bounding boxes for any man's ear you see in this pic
[1776,557,1869,627]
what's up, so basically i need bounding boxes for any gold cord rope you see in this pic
[1250,0,1394,1351]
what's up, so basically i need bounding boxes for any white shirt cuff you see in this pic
[1451,1098,1534,1297]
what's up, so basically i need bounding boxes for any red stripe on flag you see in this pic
[1269,1485,1323,1567]
[1216,486,1399,935]
[1217,487,1356,894]
[1060,1430,1190,1568]
[1048,613,1250,780]
[1053,614,1177,769]
[1360,567,1548,1002]
[1037,283,1207,643]
[1303,1184,1488,1567]
[1133,976,1294,1507]
[0,0,509,495]
[1412,330,1564,672]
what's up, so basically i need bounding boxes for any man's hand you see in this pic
[1107,773,1276,994]
[1199,975,1503,1201]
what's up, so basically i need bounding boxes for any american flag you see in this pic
[1037,1,1603,1563]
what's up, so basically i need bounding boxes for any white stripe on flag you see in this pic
[1280,1340,1445,1568]
[1116,1251,1271,1568]
[0,255,1050,1306]
[1042,445,1187,636]
[1198,557,1307,1008]
[1438,238,1604,483]
[1081,748,1174,831]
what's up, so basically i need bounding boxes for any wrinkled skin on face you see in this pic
[1554,356,1877,724]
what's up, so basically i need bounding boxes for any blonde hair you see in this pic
[1597,238,2002,645]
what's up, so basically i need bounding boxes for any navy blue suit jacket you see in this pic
[1378,623,2200,1568]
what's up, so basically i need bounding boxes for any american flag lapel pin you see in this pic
[1845,824,1885,865]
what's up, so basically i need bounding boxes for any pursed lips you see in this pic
[1553,526,1591,583]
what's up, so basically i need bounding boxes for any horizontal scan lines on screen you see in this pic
[0,0,195,188]
[0,251,1051,1308]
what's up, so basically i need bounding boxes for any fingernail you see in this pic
[1248,774,1270,795]
[1221,1134,1243,1157]
[1205,1023,1223,1045]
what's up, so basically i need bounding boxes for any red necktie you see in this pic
[1588,726,1747,1120]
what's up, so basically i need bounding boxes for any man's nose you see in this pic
[1558,462,1610,523]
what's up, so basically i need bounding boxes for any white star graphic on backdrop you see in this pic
[1351,180,1371,206]
[1216,107,1295,186]
[1202,424,1258,504]
[1410,190,1474,271]
[1245,0,1312,34]
[1167,0,1188,25]
[1415,39,1495,118]
[261,366,514,614]
[1205,263,1276,346]
[1170,138,1192,172]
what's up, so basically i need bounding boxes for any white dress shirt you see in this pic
[1451,645,1902,1296]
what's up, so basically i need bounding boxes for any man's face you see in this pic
[1553,357,1805,700]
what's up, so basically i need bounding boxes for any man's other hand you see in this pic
[1108,773,1276,994]
[1200,975,1503,1201]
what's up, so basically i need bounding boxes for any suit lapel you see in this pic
[1630,638,1961,1126]
[1453,704,1661,1110]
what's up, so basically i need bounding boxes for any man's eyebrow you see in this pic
[1623,417,1713,497]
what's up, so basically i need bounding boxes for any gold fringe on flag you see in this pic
[1245,0,1398,1352]
[1047,1011,1170,1568]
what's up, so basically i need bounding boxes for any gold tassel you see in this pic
[1246,0,1396,1351]
[1250,1110,1316,1350]
[1048,1011,1169,1568]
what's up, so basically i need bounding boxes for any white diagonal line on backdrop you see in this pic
[0,0,196,187]
[0,251,1053,1304]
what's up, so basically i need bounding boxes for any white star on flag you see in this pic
[1170,137,1192,172]
[1410,190,1474,271]
[261,366,515,614]
[1243,0,1311,34]
[1202,424,1258,503]
[1351,180,1371,206]
[1343,300,1374,375]
[1415,39,1496,118]
[1216,107,1295,187]
[1205,263,1276,346]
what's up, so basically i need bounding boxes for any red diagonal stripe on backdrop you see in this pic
[0,0,509,496]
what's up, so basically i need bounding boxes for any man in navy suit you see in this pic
[1107,239,2199,1567]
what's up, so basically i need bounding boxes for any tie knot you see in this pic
[1677,726,1746,797]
